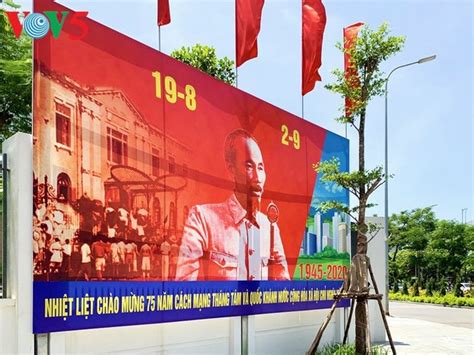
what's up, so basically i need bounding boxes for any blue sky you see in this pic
[15,0,473,222]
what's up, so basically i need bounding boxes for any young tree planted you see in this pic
[413,281,420,297]
[315,23,404,353]
[419,277,425,290]
[454,277,463,298]
[402,281,409,296]
[392,279,399,293]
[439,277,447,296]
[426,278,434,297]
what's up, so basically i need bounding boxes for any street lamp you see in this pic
[461,208,468,224]
[384,54,436,315]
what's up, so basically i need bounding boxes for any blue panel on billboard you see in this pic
[33,281,348,333]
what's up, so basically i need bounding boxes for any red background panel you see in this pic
[34,0,328,278]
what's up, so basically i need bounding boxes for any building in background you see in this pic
[301,212,350,255]
[33,68,194,239]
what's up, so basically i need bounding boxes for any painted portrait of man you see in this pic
[176,129,290,281]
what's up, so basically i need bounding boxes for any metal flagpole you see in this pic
[302,95,304,118]
[158,25,161,51]
[1,154,7,298]
[235,2,246,352]
[236,67,239,88]
[235,64,247,355]
[158,19,168,247]
[235,0,239,89]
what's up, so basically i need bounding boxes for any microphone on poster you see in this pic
[267,201,279,254]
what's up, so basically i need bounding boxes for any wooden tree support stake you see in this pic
[306,286,343,355]
[368,260,397,355]
[307,257,398,355]
[342,299,355,345]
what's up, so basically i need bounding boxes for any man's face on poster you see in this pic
[229,137,266,200]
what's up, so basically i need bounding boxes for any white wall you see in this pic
[0,304,342,354]
[44,311,340,355]
[336,217,388,346]
[366,216,388,344]
[0,299,17,354]
[2,133,34,354]
[0,133,346,355]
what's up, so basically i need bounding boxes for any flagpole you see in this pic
[236,62,246,355]
[235,0,246,350]
[238,62,247,355]
[158,24,162,51]
[301,95,304,118]
[158,14,166,242]
[235,0,239,88]
[236,67,239,88]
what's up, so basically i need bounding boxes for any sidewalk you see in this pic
[381,315,474,354]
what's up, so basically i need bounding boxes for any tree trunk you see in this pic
[359,109,366,174]
[355,108,369,354]
[392,245,399,262]
[355,298,368,354]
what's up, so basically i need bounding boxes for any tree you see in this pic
[413,280,420,297]
[389,207,472,292]
[460,224,474,282]
[418,277,424,290]
[390,209,437,297]
[402,281,409,295]
[388,207,436,285]
[453,277,463,298]
[426,278,434,297]
[315,23,404,353]
[426,220,469,285]
[392,279,399,293]
[0,1,33,142]
[439,277,447,296]
[389,207,436,262]
[170,44,235,86]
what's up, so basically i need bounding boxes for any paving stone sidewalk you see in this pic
[380,316,474,354]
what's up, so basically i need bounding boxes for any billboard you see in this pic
[32,0,350,333]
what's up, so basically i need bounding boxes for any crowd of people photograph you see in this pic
[33,192,181,282]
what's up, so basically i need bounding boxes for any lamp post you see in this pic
[384,54,436,315]
[461,208,468,224]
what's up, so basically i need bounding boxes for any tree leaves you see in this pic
[325,22,405,125]
[0,4,33,142]
[314,158,386,208]
[170,44,236,86]
[316,23,403,240]
[388,207,436,261]
[388,208,474,287]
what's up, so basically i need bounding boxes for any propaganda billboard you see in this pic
[32,0,350,333]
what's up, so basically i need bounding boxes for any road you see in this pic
[389,301,474,329]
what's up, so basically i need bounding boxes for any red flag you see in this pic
[236,0,265,67]
[158,0,171,26]
[302,0,327,96]
[343,22,364,117]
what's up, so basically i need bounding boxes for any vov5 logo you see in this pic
[4,10,89,40]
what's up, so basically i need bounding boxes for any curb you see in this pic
[389,300,473,310]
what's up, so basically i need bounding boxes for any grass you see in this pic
[315,343,388,355]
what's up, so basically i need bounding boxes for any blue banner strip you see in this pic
[33,280,349,333]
